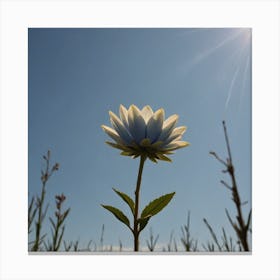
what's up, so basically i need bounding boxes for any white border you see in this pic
[0,1,279,279]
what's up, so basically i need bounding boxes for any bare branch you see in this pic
[220,180,232,190]
[209,151,227,167]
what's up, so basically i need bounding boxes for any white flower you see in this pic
[101,104,189,162]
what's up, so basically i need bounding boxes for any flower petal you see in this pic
[120,151,137,157]
[156,154,172,162]
[148,155,158,163]
[151,140,164,148]
[141,105,154,123]
[146,108,164,143]
[158,114,178,142]
[102,105,189,161]
[109,111,132,144]
[127,105,146,144]
[101,125,124,145]
[164,126,187,145]
[163,140,190,151]
[119,104,129,130]
[105,141,131,152]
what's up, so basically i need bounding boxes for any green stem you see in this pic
[133,155,146,252]
[53,215,60,251]
[32,183,46,251]
[32,154,50,251]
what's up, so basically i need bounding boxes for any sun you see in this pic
[239,29,252,47]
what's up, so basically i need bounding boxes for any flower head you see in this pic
[101,104,189,162]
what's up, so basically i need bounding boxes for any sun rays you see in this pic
[223,29,251,114]
[225,65,240,110]
[181,28,251,116]
[191,29,244,66]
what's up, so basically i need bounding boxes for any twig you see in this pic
[146,227,159,252]
[48,193,70,251]
[203,218,222,251]
[180,211,198,252]
[210,121,251,251]
[31,150,60,251]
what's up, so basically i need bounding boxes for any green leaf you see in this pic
[56,226,65,251]
[61,208,71,222]
[141,192,175,218]
[113,188,135,215]
[101,204,131,230]
[138,215,151,232]
[49,217,56,229]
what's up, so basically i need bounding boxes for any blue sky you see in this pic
[28,28,251,251]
